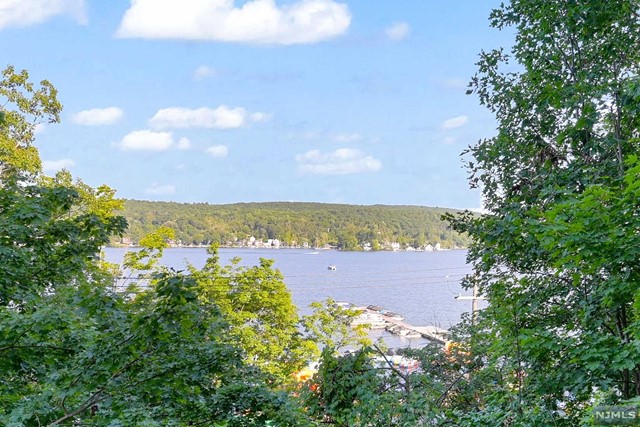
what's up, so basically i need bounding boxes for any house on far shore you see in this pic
[266,239,281,248]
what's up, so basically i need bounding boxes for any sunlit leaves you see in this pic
[191,247,314,382]
[302,298,371,354]
[0,66,62,181]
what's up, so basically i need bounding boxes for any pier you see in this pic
[356,307,448,346]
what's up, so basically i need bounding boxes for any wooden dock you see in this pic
[360,308,448,345]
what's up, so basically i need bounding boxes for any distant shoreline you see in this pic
[107,244,466,252]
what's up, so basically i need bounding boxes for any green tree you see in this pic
[448,1,640,424]
[0,66,61,179]
[118,199,471,251]
[301,298,371,354]
[336,229,360,251]
[302,343,477,426]
[0,67,309,426]
[190,245,316,382]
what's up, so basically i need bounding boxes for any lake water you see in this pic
[104,247,475,348]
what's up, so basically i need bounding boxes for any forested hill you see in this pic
[118,200,471,250]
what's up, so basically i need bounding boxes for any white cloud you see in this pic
[333,133,362,142]
[441,115,468,130]
[250,112,271,123]
[119,130,174,151]
[71,107,124,126]
[296,148,382,175]
[193,65,216,80]
[206,145,229,158]
[176,137,192,150]
[116,0,351,45]
[0,0,87,30]
[42,158,76,174]
[385,22,409,41]
[145,183,176,195]
[149,106,258,129]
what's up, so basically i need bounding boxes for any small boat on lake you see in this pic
[327,265,337,271]
[380,310,404,321]
[366,305,405,321]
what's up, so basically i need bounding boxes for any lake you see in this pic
[104,247,476,348]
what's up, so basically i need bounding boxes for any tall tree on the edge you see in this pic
[449,1,640,425]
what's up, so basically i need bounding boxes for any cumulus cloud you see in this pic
[193,65,216,80]
[250,112,271,123]
[149,106,267,129]
[145,183,176,195]
[441,115,468,130]
[0,0,87,30]
[296,148,382,175]
[206,145,229,158]
[119,130,174,151]
[116,0,351,45]
[71,107,124,126]
[42,158,76,174]
[385,22,410,41]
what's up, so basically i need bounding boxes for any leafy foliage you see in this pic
[0,66,61,179]
[302,339,484,427]
[190,245,316,382]
[301,298,371,354]
[446,0,640,424]
[0,66,311,426]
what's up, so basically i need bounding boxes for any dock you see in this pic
[357,307,448,346]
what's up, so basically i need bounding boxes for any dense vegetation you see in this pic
[0,66,317,426]
[120,200,471,250]
[4,0,640,425]
[445,0,640,424]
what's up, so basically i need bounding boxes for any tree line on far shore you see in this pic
[119,200,472,250]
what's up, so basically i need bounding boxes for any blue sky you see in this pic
[1,0,513,209]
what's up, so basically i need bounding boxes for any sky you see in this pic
[0,0,514,209]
